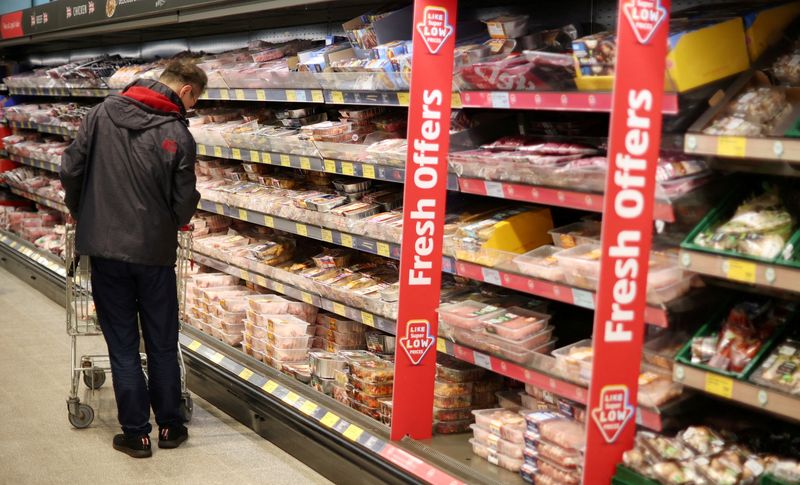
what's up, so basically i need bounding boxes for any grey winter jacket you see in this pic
[60,79,200,266]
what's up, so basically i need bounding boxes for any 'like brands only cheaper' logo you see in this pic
[623,0,667,45]
[399,319,436,365]
[591,385,635,443]
[416,6,454,55]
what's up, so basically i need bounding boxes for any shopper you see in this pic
[60,60,207,458]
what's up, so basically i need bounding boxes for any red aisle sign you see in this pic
[391,0,457,440]
[583,0,670,482]
[1,11,24,39]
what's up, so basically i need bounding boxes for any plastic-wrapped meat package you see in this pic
[728,87,789,125]
[773,51,800,85]
[524,412,585,452]
[530,438,583,469]
[703,116,764,136]
[458,52,575,91]
[637,371,682,407]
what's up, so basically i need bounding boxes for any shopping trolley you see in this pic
[65,225,194,428]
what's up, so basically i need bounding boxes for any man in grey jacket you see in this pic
[61,60,206,458]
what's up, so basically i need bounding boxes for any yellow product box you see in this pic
[454,207,554,267]
[574,17,750,93]
[742,2,800,61]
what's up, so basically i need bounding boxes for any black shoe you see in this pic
[113,434,152,458]
[158,424,188,449]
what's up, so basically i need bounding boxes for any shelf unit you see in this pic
[679,249,800,294]
[673,363,800,423]
[8,154,62,173]
[459,91,679,113]
[7,187,68,213]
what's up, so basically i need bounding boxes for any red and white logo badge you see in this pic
[590,385,635,443]
[399,319,436,365]
[416,6,454,55]
[66,7,72,19]
[622,0,668,45]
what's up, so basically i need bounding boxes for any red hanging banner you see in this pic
[391,0,457,441]
[583,0,670,481]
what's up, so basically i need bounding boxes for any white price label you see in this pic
[484,181,505,199]
[473,351,492,370]
[571,288,595,309]
[295,90,307,102]
[481,268,502,286]
[490,92,510,109]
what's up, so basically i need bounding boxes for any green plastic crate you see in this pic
[674,303,789,380]
[680,184,800,265]
[776,228,800,269]
[760,473,800,485]
[613,465,661,485]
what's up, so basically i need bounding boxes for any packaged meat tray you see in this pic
[554,244,602,290]
[528,438,583,469]
[552,339,594,384]
[436,355,486,383]
[750,338,800,395]
[548,222,601,249]
[434,419,472,434]
[264,342,309,362]
[470,425,525,458]
[472,408,526,436]
[522,451,581,485]
[245,334,267,353]
[433,406,474,422]
[350,399,382,420]
[480,307,552,340]
[513,246,566,282]
[434,394,472,409]
[349,358,394,383]
[643,331,688,371]
[349,374,393,395]
[484,15,529,39]
[434,380,473,397]
[727,87,789,125]
[217,328,244,346]
[263,314,310,337]
[524,412,585,452]
[773,52,800,85]
[469,439,524,472]
[265,331,312,350]
[350,388,388,408]
[637,370,683,408]
[438,300,502,330]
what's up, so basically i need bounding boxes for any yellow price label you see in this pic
[300,400,317,415]
[324,159,337,173]
[197,144,207,155]
[343,424,364,442]
[333,302,346,315]
[238,208,248,220]
[397,92,410,106]
[725,259,757,284]
[213,146,223,157]
[360,312,374,327]
[311,91,324,103]
[283,391,300,405]
[256,275,267,287]
[238,368,254,380]
[302,293,313,304]
[331,91,344,104]
[296,223,308,237]
[262,380,278,393]
[300,157,311,170]
[320,412,340,428]
[273,282,285,294]
[437,338,447,353]
[286,90,297,102]
[256,90,266,101]
[341,162,354,176]
[704,372,734,399]
[188,340,201,351]
[362,164,375,179]
[250,150,260,162]
[280,154,291,166]
[377,242,390,258]
[321,229,333,243]
[263,215,274,227]
[231,148,242,160]
[240,269,248,280]
[261,152,272,164]
[717,136,747,158]
[234,89,245,100]
[214,203,224,214]
[341,234,353,248]
[210,352,225,364]
[219,90,230,101]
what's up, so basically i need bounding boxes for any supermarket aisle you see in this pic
[0,267,334,485]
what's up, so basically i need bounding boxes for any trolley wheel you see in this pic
[83,369,106,389]
[68,403,94,429]
[180,395,193,423]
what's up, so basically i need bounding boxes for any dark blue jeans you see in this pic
[90,257,182,436]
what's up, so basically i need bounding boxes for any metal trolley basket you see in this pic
[65,225,194,428]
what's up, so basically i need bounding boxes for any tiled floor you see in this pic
[0,266,334,485]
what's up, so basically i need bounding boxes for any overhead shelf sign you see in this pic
[391,0,457,441]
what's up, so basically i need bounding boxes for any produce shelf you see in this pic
[673,362,800,423]
[9,154,61,173]
[459,91,680,114]
[679,249,800,294]
[200,88,325,103]
[8,187,68,213]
